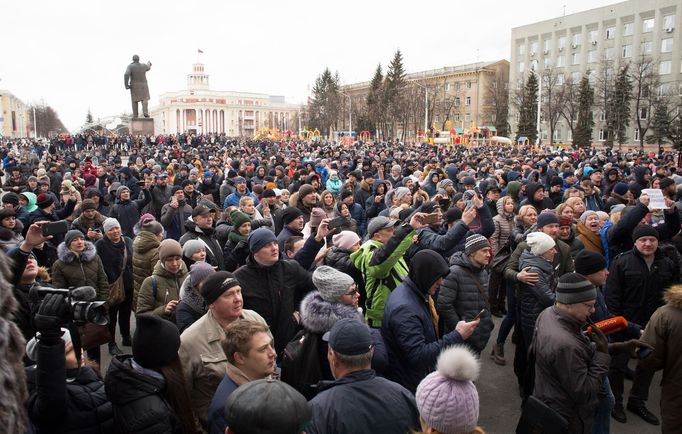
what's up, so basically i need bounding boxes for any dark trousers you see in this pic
[497,282,517,344]
[608,350,655,406]
[108,285,133,340]
[488,269,507,311]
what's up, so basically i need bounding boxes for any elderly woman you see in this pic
[510,204,538,249]
[576,210,604,254]
[282,265,386,399]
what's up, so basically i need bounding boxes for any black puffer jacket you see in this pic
[437,251,495,353]
[518,249,557,335]
[26,337,113,434]
[105,355,180,434]
[520,182,555,213]
[178,220,224,270]
[110,190,152,239]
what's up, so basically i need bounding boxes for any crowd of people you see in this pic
[1,132,681,434]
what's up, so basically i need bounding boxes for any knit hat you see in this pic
[102,218,120,232]
[1,192,19,205]
[190,261,215,288]
[60,180,73,193]
[80,199,97,211]
[247,227,277,253]
[116,185,130,196]
[200,271,240,305]
[182,239,205,258]
[158,239,182,262]
[332,231,361,251]
[26,328,72,362]
[281,207,303,225]
[464,234,489,255]
[298,184,315,199]
[309,207,326,228]
[64,230,84,247]
[574,250,607,276]
[526,232,556,255]
[230,210,251,230]
[613,182,629,196]
[579,210,597,225]
[224,379,312,434]
[133,314,181,369]
[36,193,54,209]
[555,272,597,305]
[416,345,480,434]
[445,207,463,224]
[312,266,355,302]
[536,211,559,228]
[632,224,659,241]
[550,176,563,187]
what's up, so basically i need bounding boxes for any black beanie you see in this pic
[133,314,181,369]
[574,250,606,276]
[632,224,659,242]
[555,273,597,305]
[281,207,303,225]
[445,207,463,223]
[201,271,240,305]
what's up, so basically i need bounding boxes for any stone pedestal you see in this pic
[130,118,154,136]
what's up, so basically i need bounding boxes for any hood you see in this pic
[152,258,188,280]
[409,249,449,294]
[133,230,160,254]
[104,356,164,405]
[525,182,544,204]
[299,291,363,334]
[449,250,478,270]
[633,166,650,184]
[664,284,682,310]
[518,249,555,274]
[57,240,98,263]
[22,191,38,212]
[372,179,390,194]
[496,196,512,218]
[507,181,521,199]
[119,167,134,180]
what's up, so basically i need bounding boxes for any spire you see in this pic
[188,63,209,91]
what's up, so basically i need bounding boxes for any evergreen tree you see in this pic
[574,77,595,147]
[385,50,407,139]
[307,68,340,136]
[668,107,682,150]
[366,64,384,135]
[646,96,671,148]
[515,72,539,145]
[86,108,93,124]
[612,65,633,146]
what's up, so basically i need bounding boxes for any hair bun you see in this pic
[436,345,480,382]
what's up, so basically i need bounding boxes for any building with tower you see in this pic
[151,63,301,136]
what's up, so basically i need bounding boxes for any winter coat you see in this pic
[560,226,585,259]
[146,184,172,220]
[0,219,23,252]
[413,221,470,259]
[576,222,604,254]
[179,309,266,430]
[110,190,152,238]
[175,277,206,333]
[606,203,680,259]
[533,306,610,434]
[26,338,113,434]
[520,182,555,212]
[491,201,514,255]
[504,238,574,284]
[518,249,557,336]
[136,261,188,321]
[606,247,678,327]
[206,365,248,434]
[71,212,106,242]
[52,241,109,302]
[234,256,314,354]
[104,356,180,434]
[583,187,605,211]
[639,285,682,433]
[351,224,415,327]
[306,370,420,434]
[132,231,160,311]
[604,192,628,213]
[381,276,465,393]
[178,220,224,270]
[437,252,495,353]
[355,180,373,210]
[159,203,192,241]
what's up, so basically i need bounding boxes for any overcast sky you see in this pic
[2,0,619,133]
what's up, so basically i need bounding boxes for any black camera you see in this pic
[30,286,108,325]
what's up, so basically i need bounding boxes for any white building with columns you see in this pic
[151,63,301,136]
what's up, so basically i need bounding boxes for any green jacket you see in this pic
[351,225,415,327]
[136,260,188,321]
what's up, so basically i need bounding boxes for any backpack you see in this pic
[280,329,322,400]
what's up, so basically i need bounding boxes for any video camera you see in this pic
[29,286,108,325]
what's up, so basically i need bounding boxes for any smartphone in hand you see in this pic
[473,309,487,321]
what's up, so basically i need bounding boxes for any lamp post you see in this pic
[413,82,428,137]
[336,90,352,137]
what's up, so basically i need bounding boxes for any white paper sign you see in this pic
[642,188,669,209]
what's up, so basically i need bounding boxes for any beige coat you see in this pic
[178,309,267,432]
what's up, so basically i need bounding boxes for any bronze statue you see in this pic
[124,55,152,118]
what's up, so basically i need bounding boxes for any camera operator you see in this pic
[25,293,113,433]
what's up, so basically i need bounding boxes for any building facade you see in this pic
[151,63,302,136]
[510,0,681,145]
[341,60,509,138]
[0,90,30,138]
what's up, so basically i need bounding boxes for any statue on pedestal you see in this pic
[124,55,152,118]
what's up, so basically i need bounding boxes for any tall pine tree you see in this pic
[574,77,595,147]
[366,64,385,136]
[516,72,539,145]
[385,50,407,139]
[647,97,671,150]
[612,65,633,146]
[307,68,340,136]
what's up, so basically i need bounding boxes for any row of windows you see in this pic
[518,14,676,56]
[442,81,474,91]
[520,57,679,76]
[435,113,472,122]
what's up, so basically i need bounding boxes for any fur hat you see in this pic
[416,345,480,434]
[312,266,355,302]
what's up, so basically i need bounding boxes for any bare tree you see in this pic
[540,67,565,146]
[631,56,659,148]
[560,76,581,144]
[594,56,616,146]
[482,74,510,137]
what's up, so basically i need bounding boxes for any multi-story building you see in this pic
[341,60,509,138]
[510,0,681,145]
[151,63,302,136]
[0,90,30,138]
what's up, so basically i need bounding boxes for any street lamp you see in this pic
[336,90,352,137]
[413,82,428,137]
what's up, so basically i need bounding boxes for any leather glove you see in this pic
[34,293,68,338]
[610,339,653,358]
[590,325,609,354]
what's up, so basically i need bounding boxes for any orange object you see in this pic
[587,316,628,335]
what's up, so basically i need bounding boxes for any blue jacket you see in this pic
[223,190,259,209]
[381,277,464,393]
[207,374,239,434]
[348,202,367,238]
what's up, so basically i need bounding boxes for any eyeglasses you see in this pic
[344,285,359,297]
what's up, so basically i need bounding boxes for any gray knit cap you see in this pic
[102,218,120,232]
[555,272,597,304]
[312,266,355,302]
[464,234,489,255]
